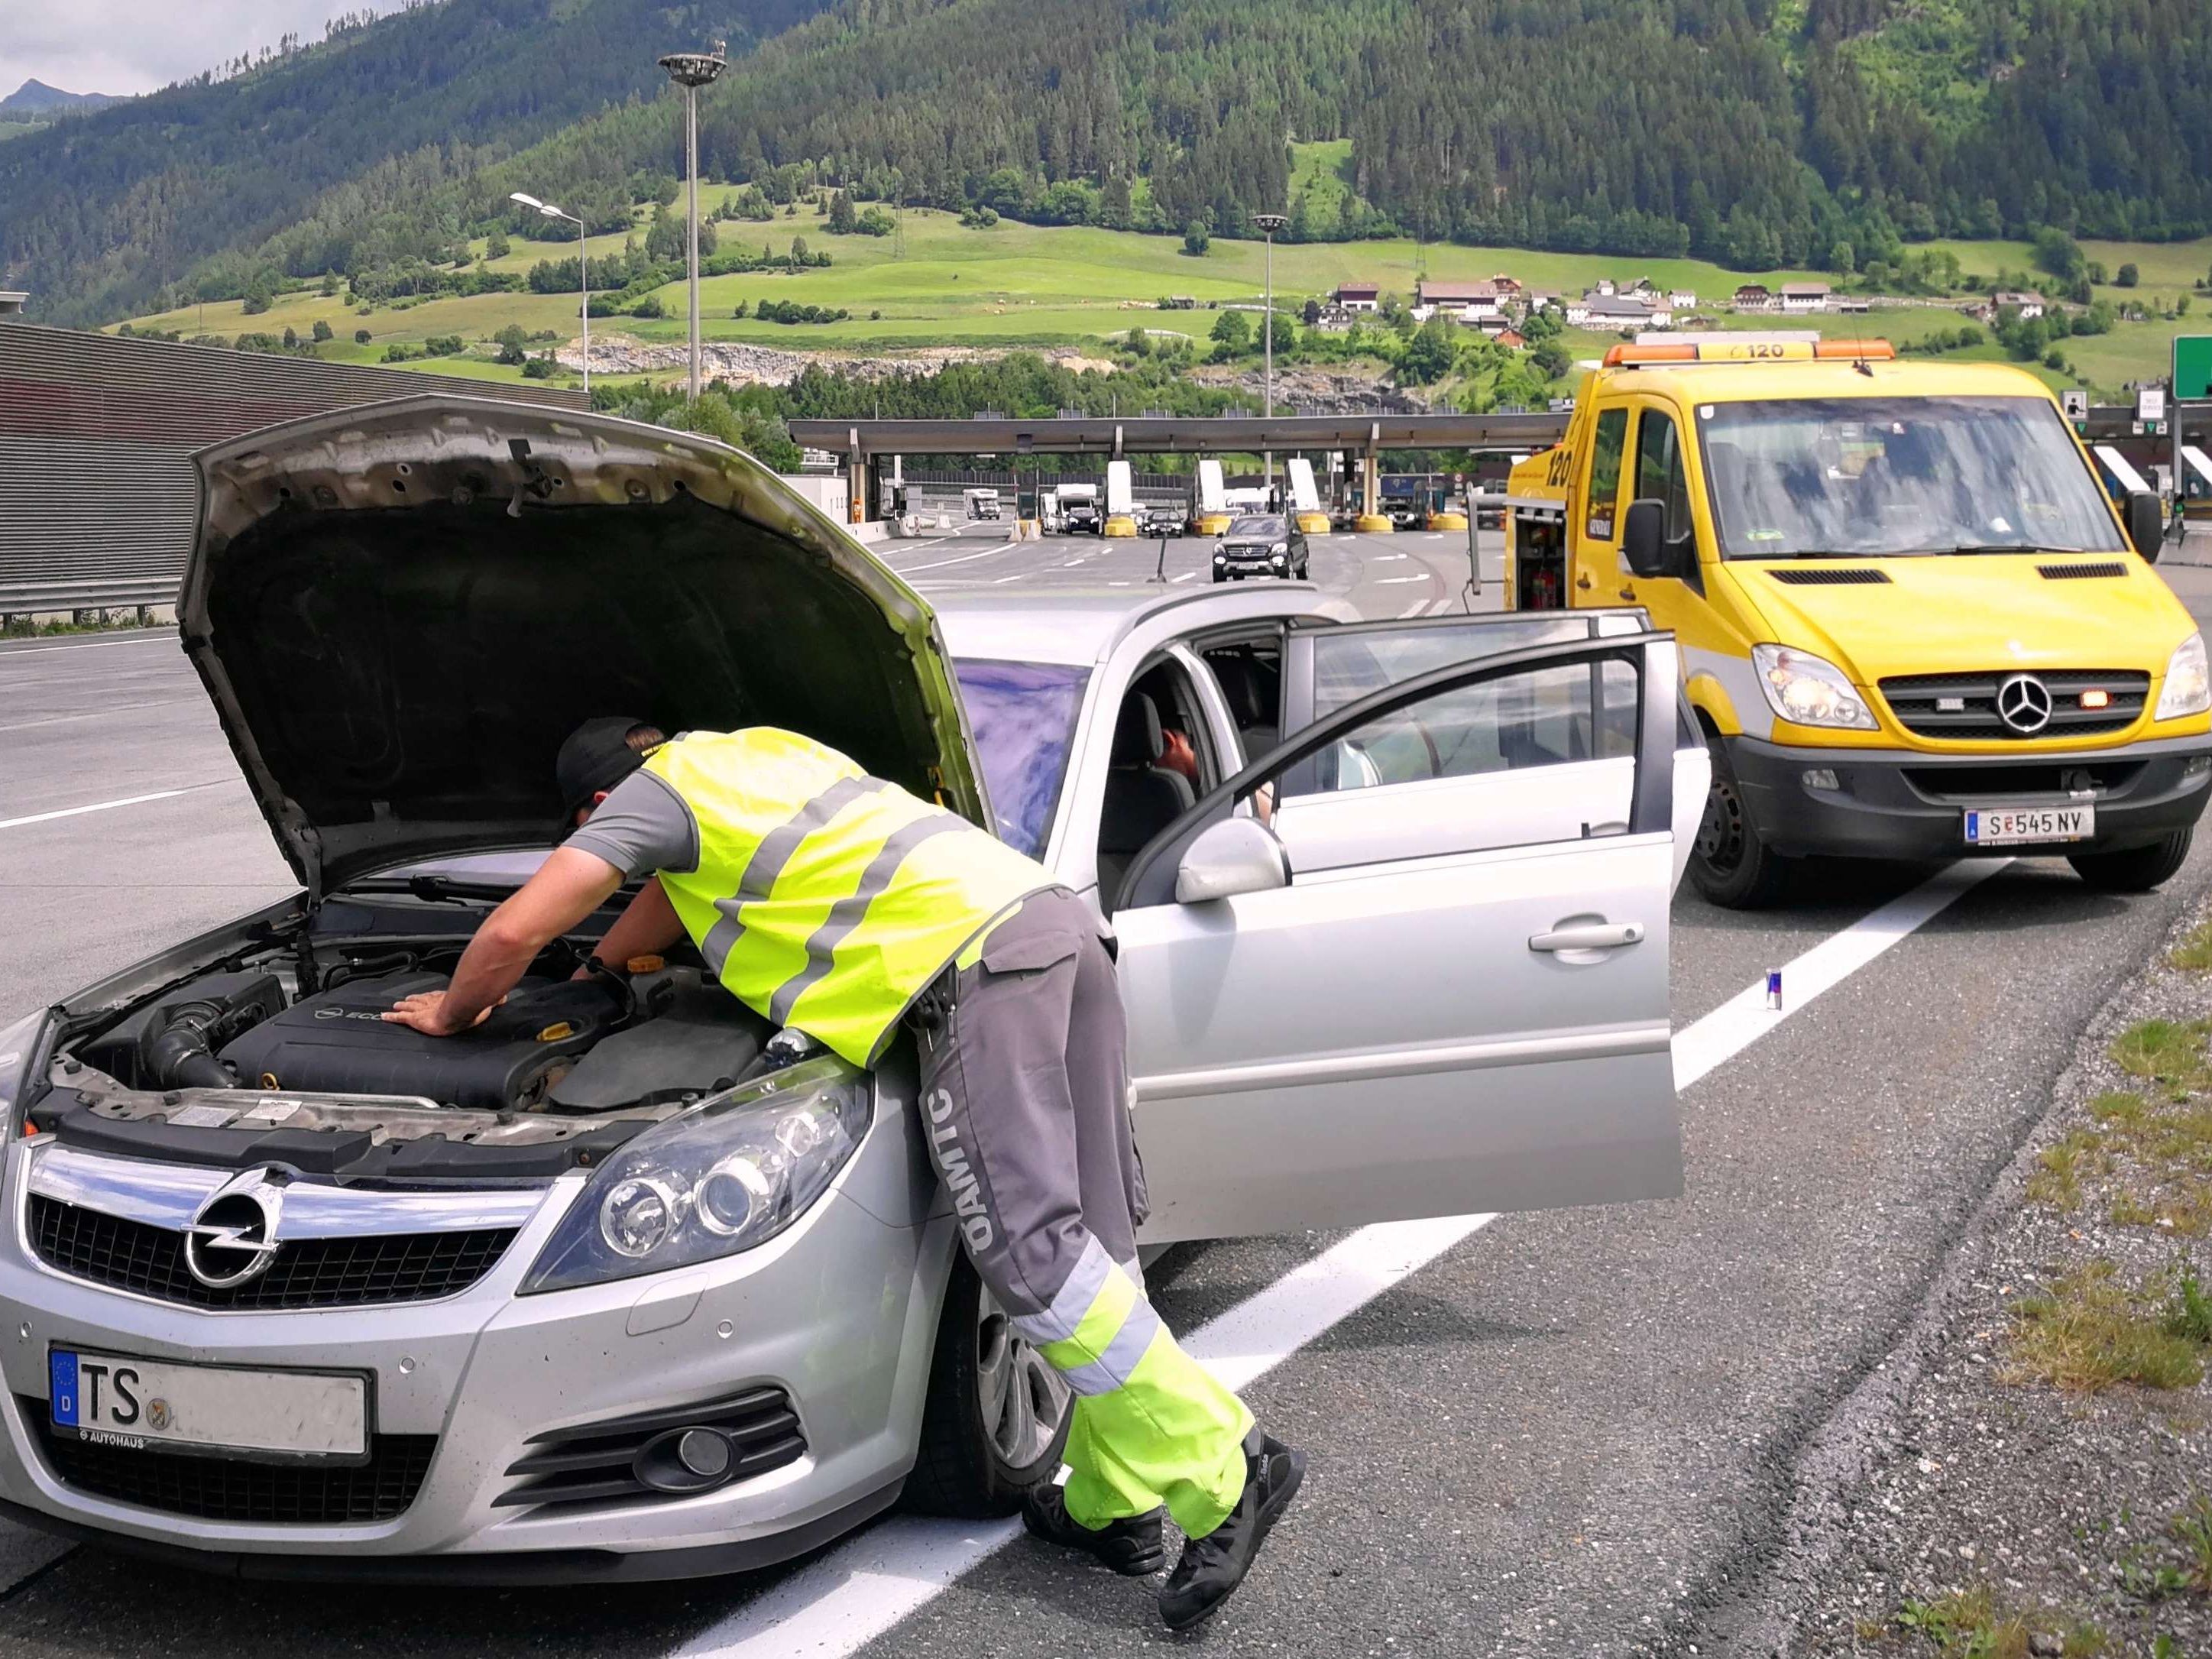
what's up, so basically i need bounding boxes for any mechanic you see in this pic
[381,718,1304,1628]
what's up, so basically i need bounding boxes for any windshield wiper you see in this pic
[1944,544,2042,556]
[335,875,520,904]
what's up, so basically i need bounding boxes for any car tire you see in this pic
[1686,734,1795,909]
[2068,829,2194,893]
[904,1255,1070,1518]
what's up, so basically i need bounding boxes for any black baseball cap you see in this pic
[555,717,656,831]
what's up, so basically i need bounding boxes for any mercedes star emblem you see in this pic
[1995,673,2053,735]
[182,1169,286,1290]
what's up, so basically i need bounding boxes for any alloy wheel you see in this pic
[975,1288,1069,1469]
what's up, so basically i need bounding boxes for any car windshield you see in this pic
[953,659,1091,857]
[1699,396,2126,559]
[1227,515,1287,538]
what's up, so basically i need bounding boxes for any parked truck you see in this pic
[1502,336,2210,906]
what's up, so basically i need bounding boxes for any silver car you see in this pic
[0,397,1699,1582]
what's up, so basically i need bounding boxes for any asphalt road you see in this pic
[2,527,2211,1657]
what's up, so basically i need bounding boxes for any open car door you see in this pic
[1116,630,1684,1243]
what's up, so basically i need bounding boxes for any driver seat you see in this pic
[1098,693,1196,899]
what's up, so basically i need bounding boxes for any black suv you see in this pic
[1211,514,1310,582]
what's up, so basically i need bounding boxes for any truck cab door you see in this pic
[1572,403,1633,604]
[1112,631,1685,1243]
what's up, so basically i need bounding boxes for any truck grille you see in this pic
[1878,670,2148,740]
[28,1195,516,1311]
[23,1401,435,1523]
[495,1386,806,1512]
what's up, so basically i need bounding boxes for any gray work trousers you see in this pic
[909,887,1148,1320]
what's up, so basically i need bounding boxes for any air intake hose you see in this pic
[145,1001,238,1091]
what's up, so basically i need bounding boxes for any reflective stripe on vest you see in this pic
[643,730,1053,1066]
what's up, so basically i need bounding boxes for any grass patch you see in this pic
[2165,1261,2212,1344]
[1893,1586,2106,1657]
[2028,1128,2110,1212]
[2174,1492,2212,1594]
[2110,1019,2210,1092]
[2006,1261,2207,1392]
[2169,922,2212,972]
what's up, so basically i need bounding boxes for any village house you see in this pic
[1491,326,1528,349]
[1583,293,1673,331]
[1669,289,1698,310]
[1733,284,1778,313]
[1524,290,1559,313]
[1332,281,1381,313]
[1780,281,1832,314]
[1416,279,1504,322]
[1990,290,2046,319]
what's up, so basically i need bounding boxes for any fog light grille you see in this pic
[495,1386,804,1512]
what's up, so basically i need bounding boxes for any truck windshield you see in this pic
[953,659,1090,857]
[1699,396,2126,559]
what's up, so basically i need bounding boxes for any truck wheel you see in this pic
[2068,829,2194,893]
[904,1256,1070,1518]
[1687,735,1794,909]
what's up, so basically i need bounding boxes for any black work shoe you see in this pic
[1158,1429,1306,1631]
[1022,1482,1167,1576]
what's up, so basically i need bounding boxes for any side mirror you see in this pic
[1621,498,1671,578]
[2126,491,2166,562]
[1175,817,1291,904]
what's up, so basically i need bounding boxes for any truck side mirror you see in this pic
[1622,499,1671,578]
[2126,491,2165,563]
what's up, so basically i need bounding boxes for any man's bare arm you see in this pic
[383,847,625,1036]
[582,878,686,972]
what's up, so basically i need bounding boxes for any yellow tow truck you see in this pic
[1504,338,2211,906]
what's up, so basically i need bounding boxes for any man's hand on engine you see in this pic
[381,991,501,1038]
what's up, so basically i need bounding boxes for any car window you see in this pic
[1634,409,1694,544]
[1310,618,1597,723]
[1586,407,1628,542]
[952,659,1090,856]
[1283,659,1637,798]
[1226,515,1287,538]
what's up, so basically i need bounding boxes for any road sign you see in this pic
[2175,336,2212,402]
[2061,388,2087,423]
[2139,385,2168,425]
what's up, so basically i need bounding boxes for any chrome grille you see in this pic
[28,1194,516,1311]
[1878,670,2148,740]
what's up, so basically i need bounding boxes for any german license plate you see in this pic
[1963,805,2095,845]
[49,1350,368,1460]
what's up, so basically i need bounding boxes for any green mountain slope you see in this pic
[8,0,2210,329]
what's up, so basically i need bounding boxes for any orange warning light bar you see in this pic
[1602,339,1897,368]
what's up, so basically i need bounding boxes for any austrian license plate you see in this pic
[49,1350,368,1461]
[1963,805,2096,846]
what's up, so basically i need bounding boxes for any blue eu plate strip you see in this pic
[49,1350,77,1426]
[1965,812,1980,839]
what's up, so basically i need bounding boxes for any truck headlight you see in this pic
[1751,644,1876,730]
[521,1055,871,1292]
[2157,632,2211,721]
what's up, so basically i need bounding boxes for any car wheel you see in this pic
[905,1255,1070,1518]
[2068,829,2193,893]
[1686,734,1794,908]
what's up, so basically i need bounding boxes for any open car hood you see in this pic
[184,396,984,894]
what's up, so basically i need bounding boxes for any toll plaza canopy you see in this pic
[788,412,1569,460]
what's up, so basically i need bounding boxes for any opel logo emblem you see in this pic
[1995,673,2053,734]
[183,1170,285,1289]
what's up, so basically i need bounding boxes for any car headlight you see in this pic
[1751,643,1876,730]
[2157,631,2211,721]
[0,1010,50,1130]
[1270,542,1287,556]
[520,1055,871,1293]
[1213,551,1226,564]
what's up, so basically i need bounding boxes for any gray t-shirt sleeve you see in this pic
[564,770,701,876]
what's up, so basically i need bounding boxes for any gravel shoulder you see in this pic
[1721,888,2212,1658]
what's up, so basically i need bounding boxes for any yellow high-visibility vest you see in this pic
[645,729,1054,1065]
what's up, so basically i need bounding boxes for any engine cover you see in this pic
[216,971,625,1110]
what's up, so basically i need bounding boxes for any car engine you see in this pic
[76,960,773,1114]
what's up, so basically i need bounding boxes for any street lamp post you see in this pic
[510,193,589,397]
[657,43,727,403]
[1252,212,1288,499]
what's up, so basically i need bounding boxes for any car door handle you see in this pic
[1528,922,1646,953]
[1576,572,1595,591]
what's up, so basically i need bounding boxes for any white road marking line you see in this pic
[0,635,177,659]
[1061,558,1087,568]
[1374,552,1410,561]
[1172,572,1199,583]
[670,866,1993,1659]
[1672,858,2008,1087]
[0,783,228,832]
[887,546,1012,575]
[991,572,1029,584]
[1397,599,1431,617]
[1375,575,1427,585]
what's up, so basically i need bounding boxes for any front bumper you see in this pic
[1729,733,2212,860]
[0,1093,950,1582]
